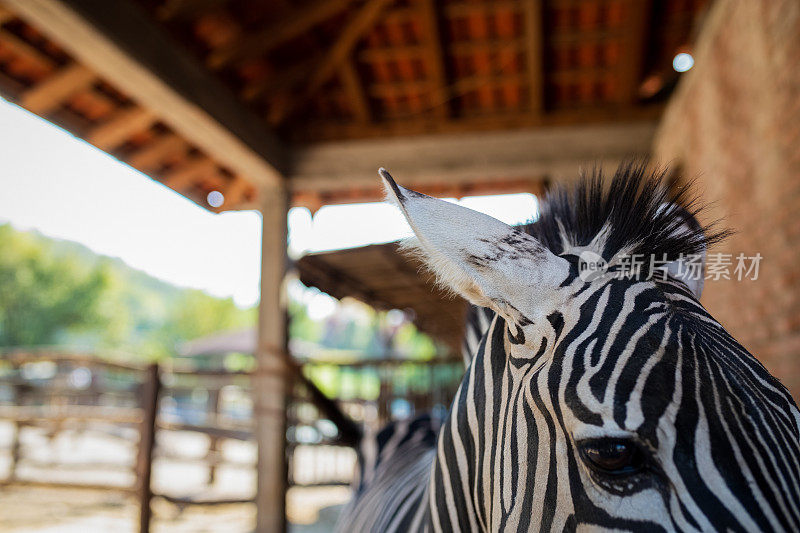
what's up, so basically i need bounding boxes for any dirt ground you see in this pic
[0,485,350,532]
[0,422,351,532]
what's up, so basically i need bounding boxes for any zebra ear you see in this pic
[380,168,570,323]
[663,207,706,299]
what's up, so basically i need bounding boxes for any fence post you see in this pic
[206,387,221,485]
[136,363,160,533]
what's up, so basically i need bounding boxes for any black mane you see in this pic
[524,162,730,262]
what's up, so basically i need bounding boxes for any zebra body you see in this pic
[337,164,800,532]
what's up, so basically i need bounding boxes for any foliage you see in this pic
[0,224,439,365]
[0,225,109,346]
[0,224,254,360]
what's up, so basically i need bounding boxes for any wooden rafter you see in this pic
[338,59,370,123]
[156,0,227,22]
[18,63,95,113]
[86,107,156,151]
[223,176,253,207]
[126,133,187,171]
[443,0,520,17]
[271,0,393,125]
[0,27,56,72]
[241,55,317,103]
[359,38,527,62]
[207,0,354,70]
[522,0,544,114]
[0,5,13,25]
[367,73,529,101]
[5,0,286,188]
[619,0,652,103]
[419,0,449,117]
[161,156,217,189]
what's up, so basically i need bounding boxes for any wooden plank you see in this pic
[419,0,449,117]
[289,120,658,194]
[18,63,95,113]
[290,103,663,141]
[368,72,527,98]
[160,157,217,189]
[289,361,361,448]
[444,0,520,17]
[0,5,14,25]
[155,0,227,22]
[219,175,252,208]
[86,106,156,151]
[359,38,526,62]
[126,133,187,170]
[241,55,317,103]
[5,0,286,189]
[619,0,652,103]
[522,0,544,114]
[338,59,370,123]
[0,405,142,424]
[0,479,136,492]
[272,0,393,124]
[0,28,56,72]
[207,0,353,69]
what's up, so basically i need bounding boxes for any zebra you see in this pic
[336,163,800,532]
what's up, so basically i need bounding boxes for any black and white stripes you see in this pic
[336,164,800,532]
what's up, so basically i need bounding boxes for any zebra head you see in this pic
[380,165,800,532]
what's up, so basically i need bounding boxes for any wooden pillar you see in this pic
[136,363,160,533]
[254,185,289,533]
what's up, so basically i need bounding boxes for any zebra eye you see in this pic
[578,439,645,476]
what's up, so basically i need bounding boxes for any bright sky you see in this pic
[0,97,538,308]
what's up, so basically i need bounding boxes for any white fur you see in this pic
[380,169,570,325]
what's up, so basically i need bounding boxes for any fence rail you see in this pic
[0,350,464,532]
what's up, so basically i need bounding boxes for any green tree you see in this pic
[152,289,256,352]
[0,224,109,346]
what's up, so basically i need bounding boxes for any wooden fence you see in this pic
[0,350,463,532]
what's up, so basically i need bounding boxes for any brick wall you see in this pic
[653,0,800,397]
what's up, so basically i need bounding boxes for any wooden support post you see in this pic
[254,185,289,533]
[136,364,160,533]
[206,387,221,486]
[8,421,20,481]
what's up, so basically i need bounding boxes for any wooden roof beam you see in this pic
[5,0,287,188]
[522,0,544,114]
[619,0,652,104]
[338,59,370,123]
[272,0,393,125]
[18,63,95,114]
[156,0,228,22]
[289,121,657,195]
[367,73,528,99]
[161,157,217,189]
[126,133,187,171]
[0,5,13,25]
[419,0,449,118]
[207,0,354,70]
[359,39,526,62]
[86,107,156,151]
[0,27,56,72]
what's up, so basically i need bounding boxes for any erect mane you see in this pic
[523,162,730,263]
